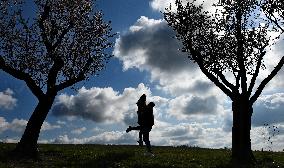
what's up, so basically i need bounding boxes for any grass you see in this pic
[0,143,283,168]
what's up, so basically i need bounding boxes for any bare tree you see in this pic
[0,0,113,157]
[164,0,284,166]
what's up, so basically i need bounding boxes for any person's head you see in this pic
[148,102,155,107]
[140,94,146,102]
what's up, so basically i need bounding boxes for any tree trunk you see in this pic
[232,97,255,167]
[14,93,56,158]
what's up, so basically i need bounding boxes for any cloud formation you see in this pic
[71,127,87,135]
[52,83,152,124]
[113,16,222,97]
[41,121,61,131]
[252,93,284,126]
[149,0,219,12]
[52,131,136,145]
[43,122,231,149]
[0,117,9,133]
[0,117,60,134]
[114,16,195,74]
[166,95,222,121]
[0,118,28,133]
[222,93,284,133]
[148,0,284,97]
[0,88,17,110]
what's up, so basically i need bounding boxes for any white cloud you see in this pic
[168,95,219,116]
[0,118,26,134]
[251,125,284,151]
[114,16,192,74]
[1,116,281,151]
[165,93,228,125]
[150,0,171,11]
[161,124,191,137]
[53,134,70,144]
[52,83,154,124]
[149,0,219,13]
[114,15,284,99]
[222,93,284,128]
[252,93,284,126]
[56,120,66,125]
[0,117,9,133]
[41,121,61,131]
[112,15,236,149]
[92,127,104,133]
[263,40,284,90]
[0,117,60,134]
[48,117,231,149]
[71,127,86,135]
[8,119,27,133]
[220,93,284,151]
[114,16,224,97]
[111,13,284,152]
[147,0,284,97]
[0,88,17,110]
[2,138,19,143]
[52,131,136,145]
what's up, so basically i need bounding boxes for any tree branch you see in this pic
[236,8,248,95]
[247,50,266,97]
[265,12,284,33]
[216,70,236,92]
[52,23,73,50]
[250,56,284,104]
[56,52,97,91]
[56,47,104,91]
[38,2,52,51]
[38,1,68,91]
[56,74,85,91]
[235,71,240,91]
[189,47,233,99]
[0,56,45,99]
[47,57,64,91]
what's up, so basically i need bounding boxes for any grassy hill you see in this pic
[0,143,283,168]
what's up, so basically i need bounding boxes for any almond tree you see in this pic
[164,0,284,166]
[0,0,113,157]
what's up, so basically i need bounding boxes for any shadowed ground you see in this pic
[0,143,283,167]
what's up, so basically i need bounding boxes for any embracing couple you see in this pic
[126,94,155,154]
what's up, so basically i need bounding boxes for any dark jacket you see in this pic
[136,100,145,125]
[141,105,154,127]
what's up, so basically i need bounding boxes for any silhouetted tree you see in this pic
[262,0,284,30]
[0,0,113,157]
[164,0,284,166]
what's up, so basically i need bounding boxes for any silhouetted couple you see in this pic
[126,94,155,155]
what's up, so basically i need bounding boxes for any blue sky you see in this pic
[1,0,284,151]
